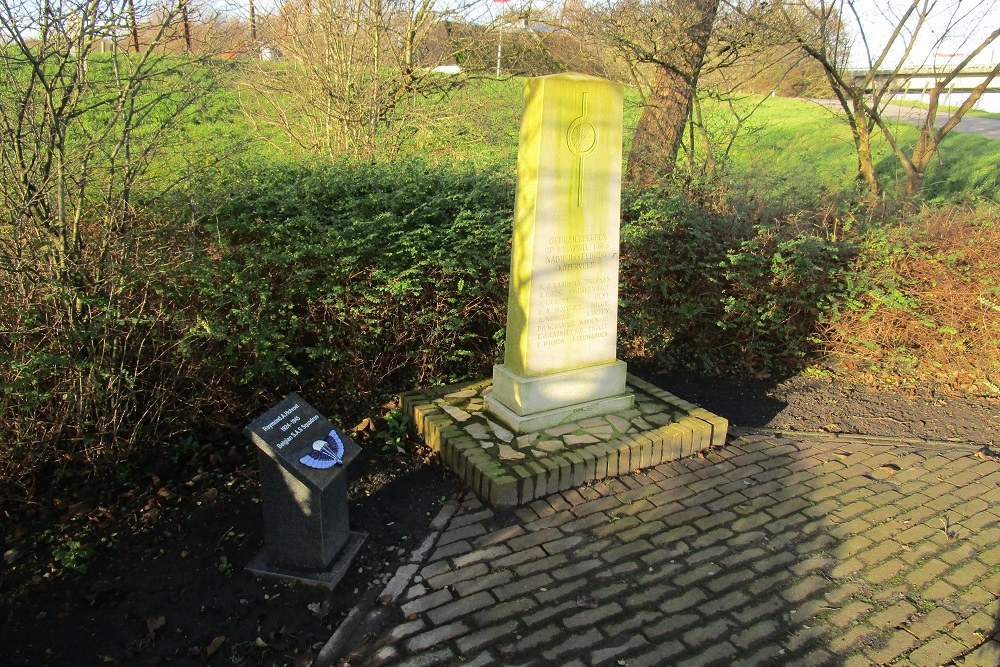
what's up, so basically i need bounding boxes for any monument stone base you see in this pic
[246,531,367,590]
[402,374,729,508]
[488,360,635,433]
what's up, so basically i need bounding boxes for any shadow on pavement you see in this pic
[338,380,1000,666]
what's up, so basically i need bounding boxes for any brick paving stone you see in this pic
[541,534,583,555]
[621,581,673,608]
[908,633,969,666]
[731,618,781,650]
[474,524,526,548]
[920,581,958,601]
[602,609,661,637]
[452,570,514,597]
[701,589,751,617]
[425,562,489,590]
[945,558,989,587]
[829,556,865,579]
[658,587,706,614]
[706,568,755,593]
[387,617,427,642]
[559,511,608,535]
[404,620,471,652]
[400,588,454,617]
[493,572,553,601]
[436,524,484,550]
[827,624,879,655]
[492,545,545,569]
[864,557,908,585]
[428,539,472,562]
[781,574,829,602]
[395,647,456,667]
[504,624,561,653]
[869,600,918,629]
[426,590,496,625]
[562,601,623,629]
[733,643,787,667]
[948,609,995,649]
[747,569,794,596]
[629,639,686,667]
[862,629,923,666]
[828,600,873,628]
[683,618,734,648]
[471,596,534,626]
[540,631,605,661]
[959,640,1000,667]
[533,577,588,604]
[452,544,511,568]
[590,634,649,664]
[512,552,568,577]
[750,550,796,574]
[690,526,734,549]
[507,527,564,552]
[455,619,518,656]
[677,640,738,665]
[521,598,576,626]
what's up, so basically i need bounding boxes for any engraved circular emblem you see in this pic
[567,116,598,157]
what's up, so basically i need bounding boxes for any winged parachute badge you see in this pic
[300,429,345,469]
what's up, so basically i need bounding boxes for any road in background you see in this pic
[807,99,1000,140]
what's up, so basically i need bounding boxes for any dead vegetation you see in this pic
[824,204,1000,395]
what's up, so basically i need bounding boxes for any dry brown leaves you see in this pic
[826,205,1000,394]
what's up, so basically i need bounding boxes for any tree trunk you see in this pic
[128,0,140,53]
[180,0,192,53]
[249,0,258,54]
[625,0,720,187]
[852,104,879,198]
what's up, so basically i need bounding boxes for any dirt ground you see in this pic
[1,370,997,666]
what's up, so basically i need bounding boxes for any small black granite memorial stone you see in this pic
[244,392,365,589]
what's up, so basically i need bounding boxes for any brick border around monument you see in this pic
[401,375,729,507]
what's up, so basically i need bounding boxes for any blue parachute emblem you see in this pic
[300,429,345,469]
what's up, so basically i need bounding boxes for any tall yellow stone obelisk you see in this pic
[486,73,634,433]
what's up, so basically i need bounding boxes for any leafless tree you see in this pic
[0,0,220,471]
[758,0,1000,198]
[244,0,493,158]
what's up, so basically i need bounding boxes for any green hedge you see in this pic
[620,189,863,374]
[184,159,514,415]
[3,157,877,505]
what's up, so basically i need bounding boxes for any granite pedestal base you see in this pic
[246,531,367,590]
[401,374,729,507]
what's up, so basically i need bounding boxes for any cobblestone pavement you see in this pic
[339,431,1000,666]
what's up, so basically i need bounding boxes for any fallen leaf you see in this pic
[204,635,226,658]
[146,615,166,639]
[974,447,1000,463]
[354,417,373,432]
[68,499,93,517]
[156,487,177,500]
[198,488,218,503]
[307,599,332,619]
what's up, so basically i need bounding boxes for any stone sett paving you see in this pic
[343,432,1000,667]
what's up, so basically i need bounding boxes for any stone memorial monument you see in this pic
[244,392,366,589]
[486,72,635,433]
[399,73,728,507]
